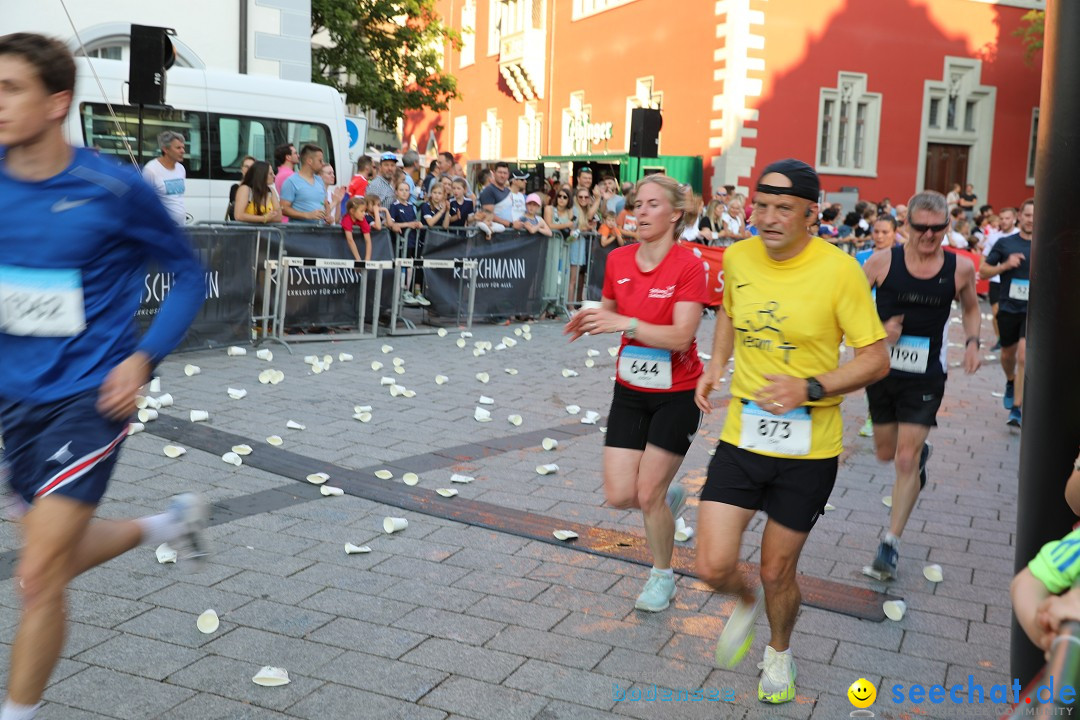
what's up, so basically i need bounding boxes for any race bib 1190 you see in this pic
[889,335,930,374]
[0,266,86,337]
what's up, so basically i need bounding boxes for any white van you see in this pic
[65,57,351,223]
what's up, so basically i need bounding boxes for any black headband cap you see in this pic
[756,158,820,203]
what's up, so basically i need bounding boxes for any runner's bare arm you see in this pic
[1012,568,1050,647]
[695,308,735,414]
[956,257,982,374]
[760,340,889,410]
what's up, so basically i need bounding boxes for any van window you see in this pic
[211,114,333,180]
[79,103,206,178]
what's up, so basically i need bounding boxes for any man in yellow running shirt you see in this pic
[694,159,889,705]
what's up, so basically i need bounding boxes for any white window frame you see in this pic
[488,0,501,56]
[1026,107,1038,186]
[453,116,469,155]
[481,108,502,160]
[517,102,542,160]
[815,72,881,177]
[572,0,638,21]
[460,1,476,68]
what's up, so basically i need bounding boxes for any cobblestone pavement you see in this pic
[0,301,1020,719]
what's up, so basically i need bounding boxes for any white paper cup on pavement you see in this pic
[252,666,290,687]
[256,348,273,361]
[136,395,150,409]
[286,420,305,430]
[320,485,344,496]
[266,435,283,446]
[184,364,201,376]
[190,410,209,422]
[127,422,145,436]
[542,438,558,451]
[883,600,907,621]
[536,463,559,475]
[258,370,273,384]
[155,543,177,564]
[228,387,248,400]
[923,564,944,583]
[338,352,353,362]
[508,414,523,426]
[344,543,371,554]
[197,609,219,634]
[221,452,242,466]
[474,407,492,422]
[138,409,158,423]
[383,517,408,534]
[148,377,162,393]
[227,346,247,356]
[163,445,186,458]
[155,393,174,408]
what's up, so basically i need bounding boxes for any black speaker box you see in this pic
[128,25,176,105]
[629,108,662,158]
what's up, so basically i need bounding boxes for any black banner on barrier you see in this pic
[275,227,394,328]
[423,229,548,319]
[585,234,614,302]
[136,228,257,352]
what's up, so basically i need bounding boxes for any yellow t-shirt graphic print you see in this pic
[720,237,885,459]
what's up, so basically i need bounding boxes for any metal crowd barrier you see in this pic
[1005,620,1080,717]
[386,256,478,336]
[542,232,572,319]
[266,255,387,346]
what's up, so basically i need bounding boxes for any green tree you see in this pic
[311,0,461,129]
[1014,9,1044,64]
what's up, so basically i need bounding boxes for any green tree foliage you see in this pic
[312,0,461,129]
[1013,9,1044,64]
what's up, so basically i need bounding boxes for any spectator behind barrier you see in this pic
[280,144,328,224]
[233,161,282,224]
[508,170,529,227]
[342,197,372,262]
[819,206,840,240]
[226,155,256,221]
[274,142,298,196]
[617,191,638,242]
[368,152,399,208]
[319,164,347,225]
[401,149,421,202]
[1012,447,1080,655]
[599,210,623,247]
[545,187,575,240]
[480,162,514,227]
[472,207,505,240]
[421,182,452,230]
[348,155,374,199]
[142,129,187,226]
[448,177,474,228]
[522,193,553,237]
[363,194,390,231]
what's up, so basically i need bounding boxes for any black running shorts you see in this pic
[997,310,1027,348]
[866,374,947,427]
[605,382,702,457]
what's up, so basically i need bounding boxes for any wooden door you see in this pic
[924,143,970,194]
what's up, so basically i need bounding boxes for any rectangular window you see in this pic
[488,0,502,55]
[964,100,977,132]
[816,73,880,176]
[947,96,958,129]
[929,98,940,128]
[854,102,867,169]
[80,103,207,178]
[820,99,833,165]
[837,100,849,167]
[460,3,476,67]
[572,0,638,20]
[453,116,468,155]
[1027,108,1039,184]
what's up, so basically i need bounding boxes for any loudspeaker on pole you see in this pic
[629,108,662,158]
[128,24,176,106]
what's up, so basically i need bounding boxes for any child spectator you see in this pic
[522,193,553,237]
[364,194,390,231]
[420,182,452,230]
[342,197,372,262]
[599,210,624,247]
[818,206,840,240]
[388,180,428,307]
[472,207,505,240]
[449,177,474,228]
[617,191,637,242]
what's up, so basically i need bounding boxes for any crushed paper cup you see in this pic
[222,452,243,466]
[542,438,558,451]
[699,352,712,361]
[353,412,373,423]
[320,485,344,496]
[127,422,145,436]
[461,331,473,338]
[392,357,405,367]
[923,564,944,582]
[474,407,492,422]
[883,600,907,621]
[522,324,531,333]
[374,470,394,480]
[137,409,158,423]
[190,410,209,423]
[824,502,836,512]
[149,377,162,393]
[553,530,579,541]
[304,355,319,364]
[311,362,324,375]
[473,349,486,358]
[355,405,373,413]
[536,463,559,475]
[508,414,523,426]
[674,518,695,542]
[197,609,219,634]
[522,333,532,341]
[227,346,247,356]
[402,472,420,486]
[394,366,406,375]
[456,338,467,349]
[586,349,601,357]
[389,385,405,397]
[383,517,408,533]
[269,370,284,385]
[380,376,395,386]
[504,337,517,348]
[437,328,448,337]
[256,348,273,361]
[338,352,353,362]
[435,488,459,498]
[882,495,893,508]
[599,427,607,433]
[562,369,579,378]
[450,474,474,483]
[505,368,518,375]
[155,393,174,408]
[991,391,1004,398]
[231,444,253,456]
[155,543,177,564]
[984,354,997,362]
[184,364,201,376]
[163,445,187,458]
[266,435,283,446]
[566,405,581,415]
[402,389,416,398]
[479,395,495,405]
[494,344,506,352]
[258,370,273,384]
[607,345,618,356]
[514,328,523,336]
[371,361,384,371]
[585,359,595,368]
[475,372,490,384]
[344,543,371,554]
[435,375,449,385]
[323,354,333,365]
[252,666,290,687]
[381,344,393,353]
[306,472,330,485]
[581,410,601,425]
[286,420,306,430]
[228,387,248,400]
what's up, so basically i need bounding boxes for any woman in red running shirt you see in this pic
[564,175,709,612]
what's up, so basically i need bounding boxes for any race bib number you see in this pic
[889,335,930,373]
[1009,279,1030,302]
[617,345,672,390]
[739,402,812,456]
[0,266,86,337]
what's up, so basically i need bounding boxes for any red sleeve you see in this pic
[359,217,371,234]
[675,252,708,305]
[602,249,620,299]
[342,214,354,232]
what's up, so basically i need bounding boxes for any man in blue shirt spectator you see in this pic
[281,143,328,223]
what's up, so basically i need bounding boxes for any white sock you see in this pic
[0,699,41,720]
[651,567,674,578]
[884,532,900,548]
[136,512,182,546]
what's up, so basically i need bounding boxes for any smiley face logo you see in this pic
[848,678,877,709]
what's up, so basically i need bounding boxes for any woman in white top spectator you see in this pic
[947,218,973,250]
[696,198,725,245]
[678,190,702,242]
[320,165,347,225]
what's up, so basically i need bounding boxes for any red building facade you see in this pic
[405,0,1044,207]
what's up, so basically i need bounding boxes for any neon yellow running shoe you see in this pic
[714,586,764,668]
[757,645,797,704]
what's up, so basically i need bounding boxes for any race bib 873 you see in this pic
[0,265,86,337]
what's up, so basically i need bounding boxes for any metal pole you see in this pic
[238,0,248,74]
[1011,0,1080,688]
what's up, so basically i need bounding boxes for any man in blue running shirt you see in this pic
[0,34,210,720]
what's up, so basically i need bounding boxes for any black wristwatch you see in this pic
[806,377,825,402]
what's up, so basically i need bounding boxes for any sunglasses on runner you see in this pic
[909,221,950,233]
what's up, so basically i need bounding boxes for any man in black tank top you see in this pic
[859,190,983,581]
